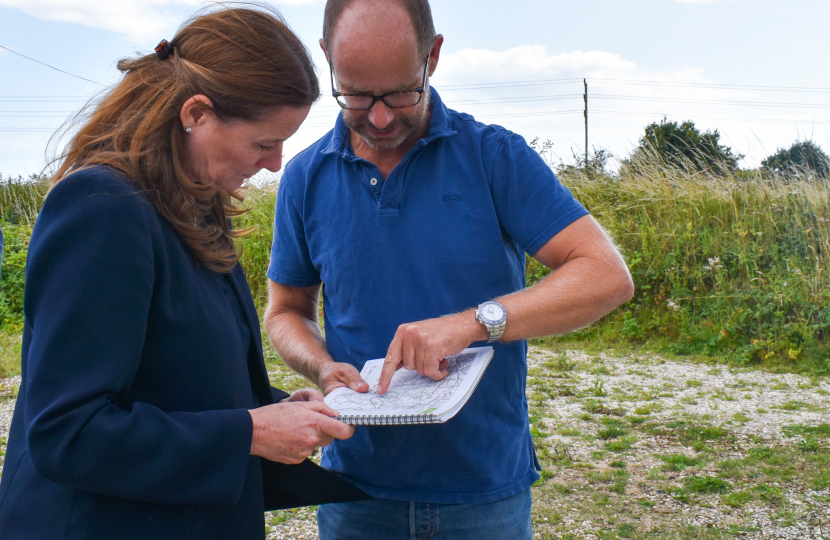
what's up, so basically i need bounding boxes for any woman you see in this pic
[0,6,360,539]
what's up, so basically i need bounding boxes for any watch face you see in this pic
[480,301,505,324]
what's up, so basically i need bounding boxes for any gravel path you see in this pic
[1,349,828,539]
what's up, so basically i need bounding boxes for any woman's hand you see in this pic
[248,401,354,464]
[281,387,325,403]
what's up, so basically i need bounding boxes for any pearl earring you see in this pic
[185,126,192,133]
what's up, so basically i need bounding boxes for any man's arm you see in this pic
[264,280,369,396]
[377,214,634,393]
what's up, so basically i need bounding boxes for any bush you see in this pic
[622,118,742,176]
[1,174,46,332]
[0,224,31,332]
[762,140,829,180]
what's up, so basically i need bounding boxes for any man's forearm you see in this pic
[495,252,633,342]
[264,308,334,388]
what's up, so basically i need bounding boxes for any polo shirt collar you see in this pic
[321,87,456,160]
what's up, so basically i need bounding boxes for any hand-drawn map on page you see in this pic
[324,346,494,425]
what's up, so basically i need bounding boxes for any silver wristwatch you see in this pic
[475,300,506,342]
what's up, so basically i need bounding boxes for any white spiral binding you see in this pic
[336,413,439,425]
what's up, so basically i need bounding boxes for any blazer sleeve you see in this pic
[22,171,254,507]
[270,387,291,402]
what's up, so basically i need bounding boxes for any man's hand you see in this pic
[377,311,487,395]
[249,401,355,464]
[318,361,369,396]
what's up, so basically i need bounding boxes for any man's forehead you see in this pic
[330,0,419,62]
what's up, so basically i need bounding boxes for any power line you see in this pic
[442,93,830,109]
[589,78,830,94]
[592,94,830,109]
[0,45,106,87]
[441,77,830,94]
[6,89,828,118]
[0,128,57,132]
[438,77,584,91]
[2,76,827,132]
[591,110,830,125]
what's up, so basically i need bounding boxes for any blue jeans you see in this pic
[317,488,532,540]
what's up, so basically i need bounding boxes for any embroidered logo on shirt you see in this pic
[443,191,462,202]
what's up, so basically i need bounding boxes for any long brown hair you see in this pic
[50,4,319,272]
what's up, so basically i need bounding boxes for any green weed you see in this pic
[684,476,732,494]
[659,454,705,471]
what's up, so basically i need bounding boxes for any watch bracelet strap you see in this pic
[487,320,505,342]
[476,306,505,343]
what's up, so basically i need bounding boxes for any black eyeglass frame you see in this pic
[329,57,430,110]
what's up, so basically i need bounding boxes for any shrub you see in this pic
[621,118,742,176]
[762,140,829,180]
[0,223,32,331]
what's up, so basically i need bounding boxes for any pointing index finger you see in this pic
[377,338,403,395]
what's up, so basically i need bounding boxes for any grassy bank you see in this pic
[2,163,829,376]
[533,164,829,374]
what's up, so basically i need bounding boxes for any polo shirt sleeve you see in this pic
[267,172,321,287]
[488,132,590,257]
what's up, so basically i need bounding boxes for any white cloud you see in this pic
[433,45,705,85]
[0,0,323,42]
[424,45,820,169]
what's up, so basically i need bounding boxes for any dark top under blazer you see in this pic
[0,167,363,539]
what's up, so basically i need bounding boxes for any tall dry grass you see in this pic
[537,151,830,372]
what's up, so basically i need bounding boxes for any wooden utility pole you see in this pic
[583,78,588,167]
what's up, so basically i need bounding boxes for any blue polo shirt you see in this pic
[268,89,589,503]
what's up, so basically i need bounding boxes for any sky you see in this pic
[1,0,828,178]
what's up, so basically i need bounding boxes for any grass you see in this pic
[2,160,830,537]
[659,454,705,471]
[3,159,830,374]
[0,331,22,378]
[530,158,830,374]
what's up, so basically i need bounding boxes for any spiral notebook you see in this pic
[324,347,494,426]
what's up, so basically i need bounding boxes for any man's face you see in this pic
[332,56,431,152]
[326,0,435,152]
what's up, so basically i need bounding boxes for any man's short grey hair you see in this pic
[323,0,436,61]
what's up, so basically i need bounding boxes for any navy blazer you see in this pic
[0,167,364,539]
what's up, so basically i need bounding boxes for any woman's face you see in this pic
[182,104,311,191]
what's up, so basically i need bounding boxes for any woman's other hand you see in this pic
[282,388,325,403]
[248,402,354,464]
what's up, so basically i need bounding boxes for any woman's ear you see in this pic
[179,95,215,132]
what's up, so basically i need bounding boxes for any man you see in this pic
[265,0,634,538]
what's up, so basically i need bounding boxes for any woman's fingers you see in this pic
[286,387,325,402]
[248,402,355,463]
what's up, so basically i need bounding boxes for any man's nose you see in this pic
[367,100,395,129]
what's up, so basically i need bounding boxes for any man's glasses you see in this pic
[330,57,429,110]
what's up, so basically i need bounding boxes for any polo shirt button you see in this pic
[370,178,378,186]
